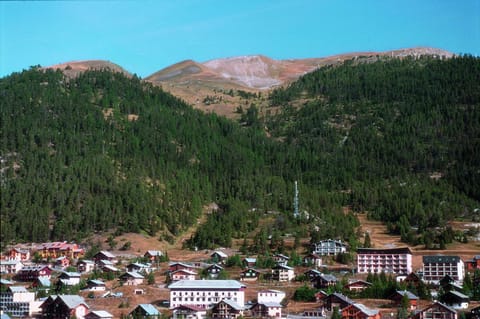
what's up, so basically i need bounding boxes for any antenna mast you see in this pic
[294,181,299,218]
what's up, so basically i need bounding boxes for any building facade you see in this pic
[422,256,465,285]
[169,280,246,309]
[357,247,412,274]
[311,239,347,256]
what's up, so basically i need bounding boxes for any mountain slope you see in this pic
[44,60,132,78]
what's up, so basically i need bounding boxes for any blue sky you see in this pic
[1,0,479,78]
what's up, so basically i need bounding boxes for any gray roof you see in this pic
[97,251,116,258]
[58,295,88,309]
[423,255,461,263]
[221,299,244,310]
[446,290,469,300]
[122,271,144,279]
[211,251,228,258]
[396,290,419,300]
[353,303,379,316]
[135,304,160,316]
[37,277,51,287]
[88,279,105,286]
[259,302,283,308]
[9,286,28,293]
[320,274,338,282]
[169,280,246,289]
[87,310,113,318]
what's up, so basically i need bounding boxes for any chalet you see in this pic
[272,264,295,282]
[0,260,23,274]
[210,251,228,264]
[303,253,322,267]
[40,294,89,319]
[441,280,464,293]
[390,290,419,310]
[101,264,120,273]
[126,262,151,274]
[6,248,30,262]
[304,269,323,282]
[311,239,347,256]
[344,280,372,292]
[471,305,480,319]
[0,286,42,317]
[257,289,286,304]
[84,310,113,319]
[465,255,480,271]
[412,302,457,319]
[85,279,106,291]
[341,303,381,319]
[211,299,244,319]
[172,304,206,319]
[250,302,283,319]
[401,272,422,287]
[37,241,84,260]
[128,304,160,318]
[32,277,51,292]
[58,271,82,286]
[322,293,355,311]
[169,262,195,273]
[144,250,163,262]
[169,280,246,309]
[204,264,224,279]
[422,255,465,285]
[314,274,338,289]
[240,268,261,281]
[170,269,197,281]
[93,251,117,264]
[315,290,328,302]
[440,291,469,309]
[242,257,256,268]
[55,256,70,269]
[16,265,52,281]
[120,272,144,286]
[272,253,289,266]
[357,247,412,275]
[77,260,95,273]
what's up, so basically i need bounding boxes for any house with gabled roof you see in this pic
[210,251,228,264]
[0,260,23,274]
[272,264,295,282]
[303,253,322,267]
[204,264,224,279]
[172,304,206,319]
[440,291,469,309]
[465,255,480,271]
[170,269,197,281]
[128,304,160,318]
[311,239,347,256]
[240,268,261,281]
[40,294,89,319]
[322,292,355,311]
[144,250,163,262]
[15,264,52,281]
[341,303,381,319]
[85,310,113,319]
[304,269,322,282]
[250,301,283,319]
[211,299,244,319]
[93,251,117,264]
[344,280,372,292]
[412,302,457,319]
[390,290,419,310]
[314,274,338,289]
[272,253,289,266]
[77,260,95,273]
[6,248,30,262]
[126,262,152,274]
[58,271,81,286]
[169,262,195,273]
[85,279,106,291]
[242,257,256,268]
[55,256,70,269]
[120,271,144,286]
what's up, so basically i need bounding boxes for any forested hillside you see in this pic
[1,55,479,250]
[0,67,355,247]
[267,55,480,247]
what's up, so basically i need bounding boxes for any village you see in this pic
[0,237,479,319]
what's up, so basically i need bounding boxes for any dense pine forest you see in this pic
[1,55,479,251]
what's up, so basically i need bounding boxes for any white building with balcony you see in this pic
[357,247,412,274]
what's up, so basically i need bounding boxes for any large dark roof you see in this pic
[423,255,461,263]
[357,247,412,255]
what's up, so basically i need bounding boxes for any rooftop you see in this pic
[169,279,246,289]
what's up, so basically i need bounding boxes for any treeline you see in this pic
[267,55,480,246]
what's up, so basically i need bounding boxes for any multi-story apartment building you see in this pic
[169,280,246,309]
[0,286,42,317]
[357,247,412,274]
[311,239,347,256]
[422,255,465,285]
